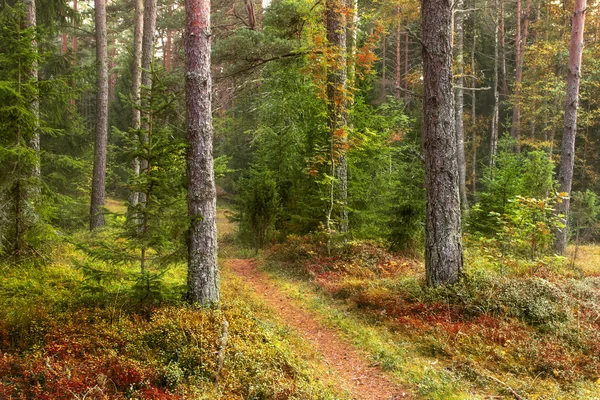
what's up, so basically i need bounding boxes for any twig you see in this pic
[486,374,526,400]
[213,317,230,390]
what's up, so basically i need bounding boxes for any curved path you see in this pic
[227,258,410,400]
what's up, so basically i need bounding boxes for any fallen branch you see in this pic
[214,317,230,390]
[485,374,526,400]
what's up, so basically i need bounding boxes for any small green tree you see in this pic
[0,4,40,256]
[239,168,280,253]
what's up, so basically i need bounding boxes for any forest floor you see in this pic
[1,202,600,399]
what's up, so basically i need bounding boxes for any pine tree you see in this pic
[185,0,219,304]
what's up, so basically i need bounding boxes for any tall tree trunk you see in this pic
[510,0,532,152]
[325,0,348,235]
[129,0,143,209]
[500,0,508,98]
[165,30,172,72]
[138,0,157,208]
[90,0,108,230]
[471,20,477,194]
[454,0,468,213]
[382,34,386,88]
[422,0,463,286]
[23,0,39,194]
[395,10,401,98]
[404,30,409,99]
[185,0,219,303]
[555,0,587,254]
[491,0,500,168]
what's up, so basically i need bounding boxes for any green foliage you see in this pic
[487,195,564,263]
[470,137,555,236]
[239,168,281,251]
[0,4,42,256]
[570,190,600,243]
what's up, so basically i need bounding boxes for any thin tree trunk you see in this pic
[491,0,500,168]
[422,0,463,286]
[454,0,468,213]
[325,0,348,235]
[395,10,401,98]
[500,0,508,97]
[471,21,477,194]
[185,0,219,303]
[165,30,172,72]
[510,0,532,152]
[90,0,108,230]
[382,34,386,87]
[138,0,157,207]
[129,0,143,209]
[404,30,409,99]
[555,0,587,254]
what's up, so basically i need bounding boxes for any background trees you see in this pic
[1,0,600,282]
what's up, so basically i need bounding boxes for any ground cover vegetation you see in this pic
[2,0,600,397]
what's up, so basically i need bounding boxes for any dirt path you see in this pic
[227,258,410,400]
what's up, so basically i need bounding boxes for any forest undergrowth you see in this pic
[0,206,345,399]
[261,234,600,399]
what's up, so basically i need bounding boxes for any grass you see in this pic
[259,234,600,399]
[0,204,349,399]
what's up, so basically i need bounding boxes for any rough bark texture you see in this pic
[555,0,586,254]
[129,0,143,209]
[90,0,108,230]
[422,0,463,286]
[454,0,468,213]
[185,0,219,304]
[325,0,348,234]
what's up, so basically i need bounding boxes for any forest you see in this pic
[1,0,600,397]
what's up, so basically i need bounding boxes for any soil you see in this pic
[227,258,411,400]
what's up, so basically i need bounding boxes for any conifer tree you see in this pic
[185,0,219,304]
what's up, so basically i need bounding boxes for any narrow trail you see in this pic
[227,258,410,400]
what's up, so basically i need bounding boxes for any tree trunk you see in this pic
[185,0,219,304]
[138,0,157,207]
[454,0,468,213]
[491,0,500,168]
[404,30,409,100]
[555,0,587,254]
[23,0,40,195]
[510,0,532,152]
[471,20,477,194]
[395,11,401,98]
[422,0,463,286]
[500,0,508,98]
[325,0,348,234]
[129,0,143,209]
[90,0,108,230]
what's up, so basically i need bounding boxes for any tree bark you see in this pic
[422,0,463,286]
[129,0,143,209]
[185,0,219,303]
[555,0,587,254]
[325,0,348,234]
[90,0,108,230]
[454,0,468,213]
[490,0,500,168]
